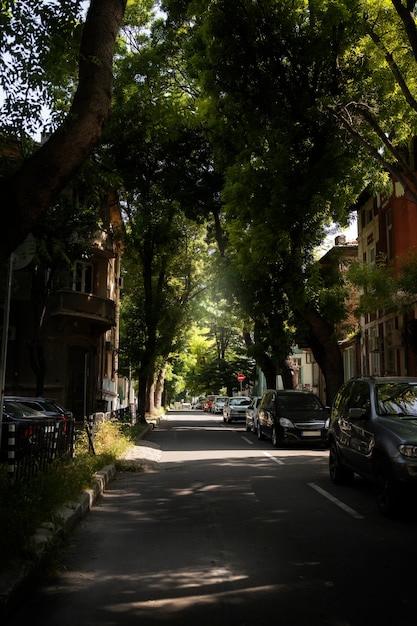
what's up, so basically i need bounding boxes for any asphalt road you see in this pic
[5,410,417,626]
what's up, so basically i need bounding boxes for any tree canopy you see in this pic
[0,0,127,263]
[4,1,417,409]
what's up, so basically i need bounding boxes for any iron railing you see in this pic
[1,408,133,481]
[1,418,75,482]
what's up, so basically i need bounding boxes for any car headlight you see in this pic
[279,417,294,428]
[399,445,417,458]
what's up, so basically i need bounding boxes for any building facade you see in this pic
[356,182,417,378]
[3,191,125,420]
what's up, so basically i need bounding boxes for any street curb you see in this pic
[0,424,152,611]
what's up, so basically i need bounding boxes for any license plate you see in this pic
[301,430,321,437]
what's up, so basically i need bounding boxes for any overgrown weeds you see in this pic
[0,420,146,564]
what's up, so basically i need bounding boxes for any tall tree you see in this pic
[163,0,374,403]
[105,8,221,418]
[330,0,417,203]
[0,0,127,263]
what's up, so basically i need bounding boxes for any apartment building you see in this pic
[357,181,417,377]
[3,190,125,420]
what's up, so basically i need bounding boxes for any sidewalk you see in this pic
[0,428,162,611]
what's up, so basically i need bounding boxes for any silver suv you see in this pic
[328,376,417,516]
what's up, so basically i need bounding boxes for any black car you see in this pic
[4,396,73,421]
[328,376,417,516]
[257,389,329,447]
[0,400,55,462]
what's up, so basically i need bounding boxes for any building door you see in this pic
[66,346,95,420]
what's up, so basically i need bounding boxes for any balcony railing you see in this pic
[50,290,116,329]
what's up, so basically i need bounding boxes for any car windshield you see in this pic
[230,398,251,406]
[4,401,44,418]
[277,393,322,410]
[376,382,417,417]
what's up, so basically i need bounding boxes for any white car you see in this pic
[223,396,251,423]
[211,396,228,414]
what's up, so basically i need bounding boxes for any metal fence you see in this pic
[1,418,75,482]
[84,407,133,454]
[1,407,134,481]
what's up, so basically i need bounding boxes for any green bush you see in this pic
[0,420,146,564]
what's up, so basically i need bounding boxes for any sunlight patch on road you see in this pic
[104,581,315,615]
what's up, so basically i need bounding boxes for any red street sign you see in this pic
[237,373,245,382]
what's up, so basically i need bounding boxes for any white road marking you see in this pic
[241,436,254,445]
[263,451,285,465]
[308,482,365,519]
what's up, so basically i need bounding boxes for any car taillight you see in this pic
[20,425,34,440]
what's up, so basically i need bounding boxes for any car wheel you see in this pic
[373,457,400,517]
[329,440,354,485]
[257,422,264,440]
[246,421,251,432]
[271,426,279,448]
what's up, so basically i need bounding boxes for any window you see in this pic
[369,326,380,375]
[369,248,375,265]
[385,318,396,374]
[73,261,93,293]
[349,382,371,414]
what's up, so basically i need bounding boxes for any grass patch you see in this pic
[0,420,147,564]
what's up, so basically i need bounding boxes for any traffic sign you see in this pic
[12,233,36,271]
[237,373,245,382]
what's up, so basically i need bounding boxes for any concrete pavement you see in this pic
[0,426,161,611]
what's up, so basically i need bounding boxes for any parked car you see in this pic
[328,376,417,516]
[246,396,262,433]
[0,400,55,462]
[193,397,206,410]
[204,395,215,412]
[5,396,73,421]
[257,389,329,447]
[223,396,251,423]
[4,396,74,458]
[211,396,228,414]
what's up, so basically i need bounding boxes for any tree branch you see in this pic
[0,0,127,263]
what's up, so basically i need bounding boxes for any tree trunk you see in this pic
[137,374,148,424]
[0,0,127,263]
[154,364,167,410]
[302,307,344,405]
[146,374,155,415]
[280,359,298,389]
[29,342,46,396]
[243,328,277,389]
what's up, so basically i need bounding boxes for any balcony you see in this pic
[50,290,116,330]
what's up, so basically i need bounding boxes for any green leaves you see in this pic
[0,1,84,138]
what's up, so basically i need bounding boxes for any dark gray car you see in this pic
[328,376,417,516]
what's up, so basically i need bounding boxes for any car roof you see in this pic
[5,395,60,402]
[265,389,317,395]
[347,377,417,384]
